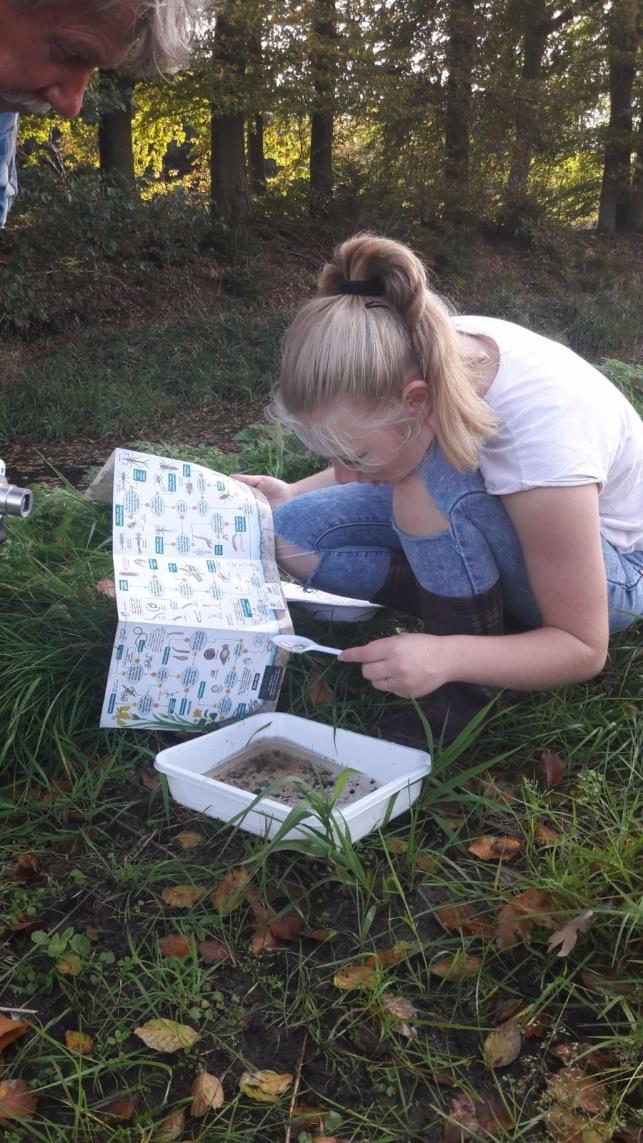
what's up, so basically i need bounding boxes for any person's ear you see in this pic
[401,378,431,417]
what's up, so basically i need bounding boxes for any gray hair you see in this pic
[10,0,207,72]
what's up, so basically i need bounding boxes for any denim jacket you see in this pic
[0,113,19,226]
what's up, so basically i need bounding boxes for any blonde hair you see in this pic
[274,233,497,471]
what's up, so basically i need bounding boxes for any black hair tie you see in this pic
[339,277,384,296]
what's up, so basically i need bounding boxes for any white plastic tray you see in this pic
[155,713,430,844]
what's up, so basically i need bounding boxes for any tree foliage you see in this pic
[12,0,643,231]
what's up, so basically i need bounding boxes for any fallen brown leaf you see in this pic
[309,668,334,705]
[161,885,206,909]
[0,1079,38,1121]
[239,1069,292,1102]
[100,1093,137,1122]
[211,868,251,914]
[436,903,495,939]
[522,1011,550,1039]
[535,823,561,844]
[140,769,161,791]
[380,993,418,1038]
[292,1104,326,1134]
[547,1067,609,1114]
[198,938,229,965]
[443,1091,514,1142]
[249,926,281,954]
[190,1071,224,1117]
[369,940,420,967]
[0,1017,27,1054]
[85,926,98,941]
[468,835,523,861]
[134,1018,199,1053]
[541,749,566,789]
[581,970,635,996]
[333,964,378,990]
[7,912,44,939]
[483,1019,522,1067]
[495,887,560,950]
[151,1107,185,1141]
[547,910,594,957]
[429,953,481,981]
[544,1105,612,1142]
[159,934,193,959]
[173,831,204,849]
[65,1030,94,1054]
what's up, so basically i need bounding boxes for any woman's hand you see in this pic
[340,633,453,697]
[233,474,294,512]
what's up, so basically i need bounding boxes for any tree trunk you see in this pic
[247,115,266,194]
[209,7,250,225]
[628,91,643,231]
[97,71,136,190]
[506,0,549,203]
[596,0,638,235]
[444,0,475,221]
[309,0,336,217]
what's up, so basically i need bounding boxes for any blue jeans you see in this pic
[274,446,643,635]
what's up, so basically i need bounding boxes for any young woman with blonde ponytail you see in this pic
[237,234,643,741]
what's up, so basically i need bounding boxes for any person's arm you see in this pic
[341,484,609,695]
[233,467,336,512]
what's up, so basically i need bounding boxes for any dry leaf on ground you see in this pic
[468,835,523,861]
[309,669,334,705]
[100,1093,137,1122]
[134,1018,199,1053]
[334,964,378,990]
[429,953,481,981]
[436,903,495,939]
[522,1011,550,1039]
[0,1017,27,1053]
[239,1070,293,1102]
[483,1019,522,1067]
[536,823,561,844]
[369,940,420,967]
[380,993,418,1038]
[140,769,161,790]
[547,910,594,957]
[173,831,204,849]
[544,1105,612,1143]
[443,1092,514,1142]
[0,1079,38,1121]
[547,1067,609,1114]
[159,934,193,959]
[151,1107,185,1141]
[64,1030,94,1054]
[198,938,229,965]
[211,868,252,914]
[191,1072,224,1116]
[495,887,560,950]
[541,749,566,789]
[161,885,206,909]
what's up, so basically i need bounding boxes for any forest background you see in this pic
[0,0,642,466]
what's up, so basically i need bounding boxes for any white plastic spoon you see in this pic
[271,634,343,656]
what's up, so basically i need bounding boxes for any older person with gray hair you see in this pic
[0,0,204,223]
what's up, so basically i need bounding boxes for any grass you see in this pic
[0,306,285,447]
[0,465,641,1140]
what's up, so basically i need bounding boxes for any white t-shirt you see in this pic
[451,316,643,554]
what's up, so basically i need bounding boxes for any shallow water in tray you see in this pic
[204,738,378,808]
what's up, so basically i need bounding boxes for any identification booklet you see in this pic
[85,448,292,730]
